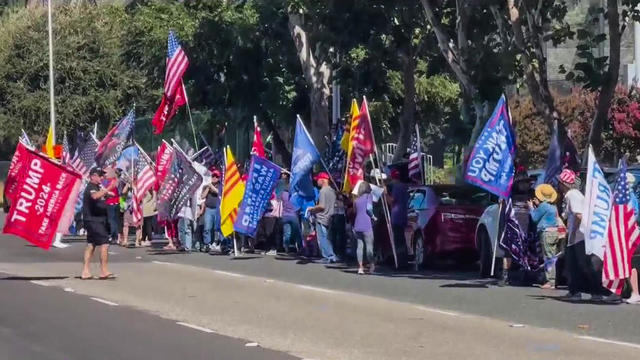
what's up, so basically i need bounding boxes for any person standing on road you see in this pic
[140,189,156,247]
[353,181,376,275]
[528,184,560,289]
[82,167,117,280]
[386,168,409,268]
[281,184,302,254]
[309,172,339,263]
[103,166,120,244]
[201,169,223,253]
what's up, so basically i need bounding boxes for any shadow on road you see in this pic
[229,256,263,261]
[527,294,623,306]
[1,275,69,281]
[439,282,489,289]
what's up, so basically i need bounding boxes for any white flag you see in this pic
[580,146,612,259]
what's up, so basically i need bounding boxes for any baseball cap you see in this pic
[314,172,330,181]
[558,169,576,185]
[89,167,105,176]
[211,169,221,177]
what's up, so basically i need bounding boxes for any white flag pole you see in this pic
[182,83,199,152]
[47,0,56,143]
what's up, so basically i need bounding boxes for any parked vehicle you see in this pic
[374,185,494,270]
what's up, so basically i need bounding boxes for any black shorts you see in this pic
[85,220,109,246]
[632,256,640,272]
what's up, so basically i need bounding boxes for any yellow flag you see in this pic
[45,124,55,158]
[342,99,360,193]
[220,146,245,237]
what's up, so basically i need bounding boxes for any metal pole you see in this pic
[415,123,424,185]
[182,83,199,152]
[47,0,55,143]
[635,4,640,83]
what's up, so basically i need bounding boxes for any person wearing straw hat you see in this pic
[528,184,560,289]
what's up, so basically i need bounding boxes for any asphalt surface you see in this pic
[0,272,297,360]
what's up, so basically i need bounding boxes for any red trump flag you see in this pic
[344,97,375,190]
[3,142,83,250]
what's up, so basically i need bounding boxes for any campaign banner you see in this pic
[95,109,135,167]
[290,117,321,199]
[155,141,174,191]
[3,142,82,250]
[4,140,30,202]
[234,156,281,237]
[157,148,203,221]
[581,146,612,260]
[464,95,516,198]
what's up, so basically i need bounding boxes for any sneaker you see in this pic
[603,294,622,304]
[626,294,640,304]
[590,294,604,302]
[357,268,365,275]
[564,292,582,301]
[266,250,277,256]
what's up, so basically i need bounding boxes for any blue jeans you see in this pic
[282,215,302,250]
[203,207,222,246]
[107,205,119,240]
[178,217,193,251]
[316,223,337,261]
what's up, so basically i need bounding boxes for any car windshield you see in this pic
[408,186,493,209]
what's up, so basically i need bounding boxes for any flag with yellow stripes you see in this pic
[220,146,245,237]
[342,99,360,192]
[45,124,55,158]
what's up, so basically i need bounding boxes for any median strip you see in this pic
[90,297,119,306]
[176,322,215,333]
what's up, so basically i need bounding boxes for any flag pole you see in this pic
[47,0,56,144]
[182,83,199,152]
[362,96,398,269]
[415,123,425,185]
[491,199,505,277]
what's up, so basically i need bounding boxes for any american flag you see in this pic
[134,145,156,205]
[61,132,71,165]
[408,130,422,182]
[191,146,216,168]
[165,31,189,98]
[131,183,143,225]
[70,135,98,178]
[603,159,640,295]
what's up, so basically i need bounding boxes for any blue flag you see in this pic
[234,156,282,237]
[465,95,516,198]
[290,117,321,199]
[539,120,562,186]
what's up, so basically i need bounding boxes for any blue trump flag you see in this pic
[465,95,516,198]
[234,155,282,237]
[290,116,321,199]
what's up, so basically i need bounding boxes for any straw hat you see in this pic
[626,172,636,186]
[535,184,558,203]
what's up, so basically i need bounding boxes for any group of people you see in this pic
[509,168,640,304]
[79,161,412,279]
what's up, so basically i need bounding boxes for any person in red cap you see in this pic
[557,168,604,301]
[308,172,340,263]
[201,168,223,253]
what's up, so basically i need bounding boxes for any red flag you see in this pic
[3,142,83,250]
[151,31,189,135]
[344,97,375,189]
[155,141,175,191]
[251,120,266,158]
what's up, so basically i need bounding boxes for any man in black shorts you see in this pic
[81,167,117,280]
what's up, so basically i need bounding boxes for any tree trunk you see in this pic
[392,55,417,163]
[587,0,621,158]
[260,114,292,167]
[287,12,331,153]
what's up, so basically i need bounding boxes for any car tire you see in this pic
[478,227,496,278]
[413,232,424,271]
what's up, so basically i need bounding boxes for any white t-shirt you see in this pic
[564,189,585,246]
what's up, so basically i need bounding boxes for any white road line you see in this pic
[176,322,215,333]
[415,306,459,317]
[30,280,52,287]
[296,285,336,294]
[214,270,245,278]
[152,260,174,266]
[576,336,640,349]
[90,297,119,306]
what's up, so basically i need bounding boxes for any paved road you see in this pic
[0,272,297,360]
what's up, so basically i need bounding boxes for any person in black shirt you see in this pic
[81,167,117,280]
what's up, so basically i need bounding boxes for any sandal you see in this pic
[98,274,117,280]
[80,276,95,280]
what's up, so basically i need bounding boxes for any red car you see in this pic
[374,185,494,270]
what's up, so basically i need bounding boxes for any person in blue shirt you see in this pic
[528,184,560,289]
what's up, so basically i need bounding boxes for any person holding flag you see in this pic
[308,172,340,264]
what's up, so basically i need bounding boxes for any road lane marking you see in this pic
[576,336,640,349]
[214,270,245,278]
[30,280,52,287]
[415,306,459,317]
[296,285,336,294]
[176,322,215,333]
[152,260,174,265]
[90,297,119,306]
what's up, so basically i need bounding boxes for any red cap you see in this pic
[211,169,221,177]
[558,169,576,185]
[314,172,330,181]
[390,168,400,180]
